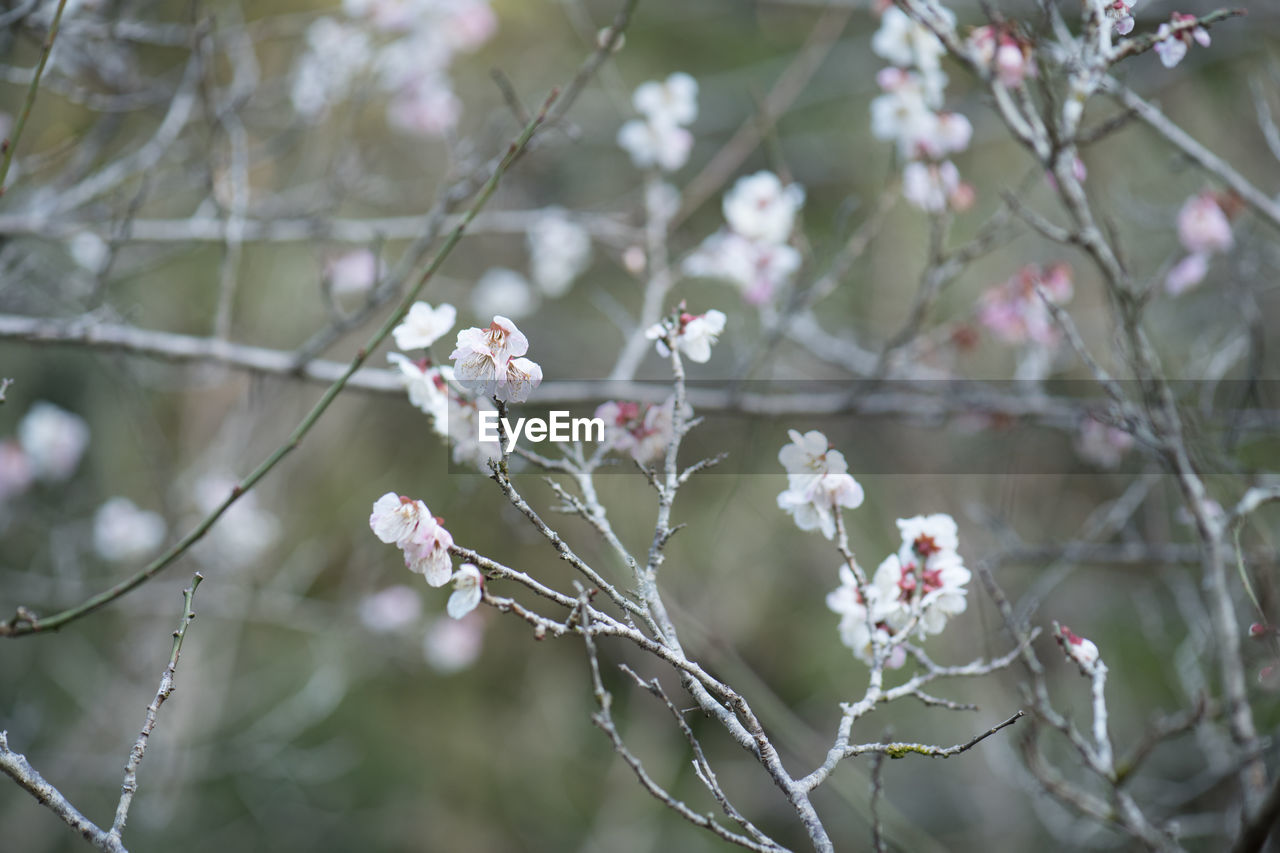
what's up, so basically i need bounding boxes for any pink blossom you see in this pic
[1155,14,1210,69]
[0,440,33,502]
[1177,191,1233,255]
[325,249,383,297]
[978,263,1074,346]
[404,515,455,587]
[1057,624,1101,669]
[968,25,1036,88]
[423,612,485,672]
[1107,0,1137,36]
[1164,252,1210,295]
[1075,416,1134,468]
[358,585,422,633]
[595,397,685,466]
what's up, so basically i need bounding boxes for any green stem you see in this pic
[0,0,70,196]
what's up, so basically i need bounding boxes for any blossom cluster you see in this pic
[826,514,971,665]
[646,307,726,364]
[776,430,864,540]
[290,0,496,138]
[870,7,974,213]
[1165,190,1236,295]
[370,493,480,618]
[617,72,699,173]
[683,171,806,305]
[594,396,686,466]
[978,262,1074,347]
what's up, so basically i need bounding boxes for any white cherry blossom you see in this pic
[393,301,457,350]
[449,316,543,403]
[447,563,484,618]
[632,72,698,126]
[527,209,592,298]
[722,171,805,245]
[646,309,726,364]
[370,492,432,547]
[18,401,89,482]
[617,118,693,172]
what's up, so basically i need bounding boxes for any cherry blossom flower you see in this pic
[872,6,952,82]
[290,18,372,120]
[779,429,849,489]
[1165,253,1210,295]
[1056,624,1101,670]
[370,492,433,547]
[871,71,956,155]
[968,25,1036,88]
[387,355,452,424]
[595,396,688,465]
[1075,416,1134,468]
[902,160,972,213]
[527,209,592,298]
[646,309,727,364]
[325,249,383,297]
[445,396,504,468]
[393,301,457,351]
[93,497,166,562]
[826,564,906,667]
[449,315,543,403]
[358,584,422,633]
[682,231,802,305]
[1177,191,1234,255]
[387,75,462,137]
[447,563,484,618]
[1155,13,1210,69]
[617,117,694,172]
[18,401,89,482]
[722,172,805,245]
[978,263,1074,346]
[1107,0,1137,36]
[404,514,455,587]
[424,612,485,671]
[633,72,699,126]
[868,513,970,638]
[776,429,865,540]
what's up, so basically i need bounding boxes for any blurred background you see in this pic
[2,0,1280,849]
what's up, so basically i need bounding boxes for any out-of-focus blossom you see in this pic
[645,181,682,223]
[527,210,592,298]
[617,118,694,172]
[871,70,965,155]
[393,302,457,351]
[595,396,688,466]
[447,563,484,618]
[445,396,503,468]
[633,72,699,126]
[978,263,1073,346]
[722,172,805,245]
[1165,253,1210,295]
[290,18,373,120]
[68,232,110,274]
[386,75,462,137]
[470,267,537,320]
[423,612,485,672]
[18,401,89,482]
[683,231,802,305]
[388,355,452,423]
[1166,191,1234,294]
[1155,13,1210,69]
[1107,0,1137,36]
[449,315,543,403]
[872,6,952,82]
[902,160,972,213]
[358,584,422,633]
[1056,624,1101,670]
[0,441,33,502]
[325,249,384,297]
[1075,416,1134,468]
[93,497,166,562]
[646,309,726,364]
[968,25,1036,88]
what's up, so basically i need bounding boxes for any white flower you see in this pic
[357,584,422,633]
[404,514,455,587]
[873,514,970,637]
[93,497,166,562]
[722,172,805,245]
[447,563,484,619]
[902,160,965,213]
[393,302,457,351]
[646,309,727,364]
[826,564,906,666]
[617,117,694,172]
[68,232,109,274]
[290,18,372,120]
[872,6,952,77]
[387,75,462,137]
[387,354,452,423]
[527,209,592,298]
[777,472,864,540]
[896,513,959,556]
[1155,13,1210,69]
[370,492,432,547]
[1108,1,1137,36]
[444,396,504,468]
[18,401,89,482]
[449,315,543,403]
[1177,192,1233,255]
[682,231,801,306]
[470,267,538,320]
[633,72,699,126]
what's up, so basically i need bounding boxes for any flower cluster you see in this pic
[968,24,1036,89]
[1107,0,1138,36]
[370,493,481,618]
[617,72,699,172]
[870,8,974,213]
[594,396,687,466]
[1165,190,1236,295]
[827,514,971,664]
[646,307,726,364]
[978,262,1074,347]
[450,315,543,403]
[776,430,864,540]
[1154,13,1211,69]
[291,0,496,137]
[683,171,805,305]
